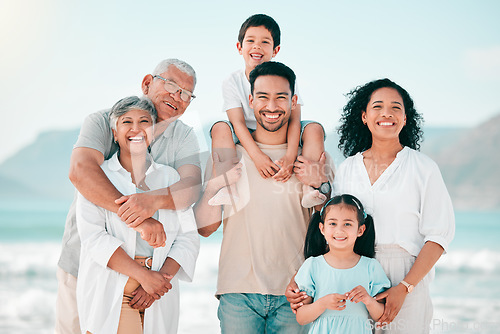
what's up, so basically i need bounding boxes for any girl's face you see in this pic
[361,87,406,143]
[320,204,366,252]
[112,109,154,156]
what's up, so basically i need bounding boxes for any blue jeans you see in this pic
[218,293,308,334]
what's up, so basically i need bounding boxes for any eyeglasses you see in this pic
[153,75,196,102]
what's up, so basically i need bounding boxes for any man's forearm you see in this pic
[69,153,122,213]
[150,175,201,211]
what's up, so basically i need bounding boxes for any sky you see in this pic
[1,0,499,162]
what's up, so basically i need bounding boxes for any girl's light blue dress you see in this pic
[295,255,391,334]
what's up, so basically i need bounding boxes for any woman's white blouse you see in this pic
[333,147,455,257]
[76,153,200,334]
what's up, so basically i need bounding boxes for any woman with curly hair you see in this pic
[334,78,455,333]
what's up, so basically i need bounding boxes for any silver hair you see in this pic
[109,96,157,130]
[152,58,197,88]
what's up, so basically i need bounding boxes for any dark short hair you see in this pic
[338,78,424,157]
[249,61,296,96]
[238,14,281,49]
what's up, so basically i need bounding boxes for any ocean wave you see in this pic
[436,249,500,274]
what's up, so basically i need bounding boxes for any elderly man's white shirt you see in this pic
[76,153,199,334]
[333,147,455,258]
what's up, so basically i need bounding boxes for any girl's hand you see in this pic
[129,286,155,309]
[252,152,280,178]
[273,154,295,182]
[139,270,173,300]
[375,284,407,325]
[346,285,376,306]
[319,293,347,311]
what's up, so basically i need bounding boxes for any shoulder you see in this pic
[337,153,360,173]
[167,119,196,136]
[404,148,442,175]
[84,109,111,124]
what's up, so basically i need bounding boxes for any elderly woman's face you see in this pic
[113,109,154,155]
[361,87,406,143]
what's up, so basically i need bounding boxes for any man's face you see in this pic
[249,75,296,133]
[142,65,195,122]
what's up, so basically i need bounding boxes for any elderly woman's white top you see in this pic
[76,153,200,334]
[334,147,455,257]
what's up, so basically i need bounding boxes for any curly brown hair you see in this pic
[338,78,424,157]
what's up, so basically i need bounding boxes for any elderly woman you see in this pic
[288,79,454,333]
[76,96,199,334]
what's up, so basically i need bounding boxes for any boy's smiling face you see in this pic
[237,26,280,75]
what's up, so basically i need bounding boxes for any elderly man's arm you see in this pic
[69,147,121,212]
[115,164,202,226]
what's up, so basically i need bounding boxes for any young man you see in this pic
[195,61,331,333]
[55,59,201,333]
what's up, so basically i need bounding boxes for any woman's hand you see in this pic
[375,284,407,325]
[138,270,173,300]
[129,286,155,309]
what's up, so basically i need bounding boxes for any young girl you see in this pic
[295,194,390,333]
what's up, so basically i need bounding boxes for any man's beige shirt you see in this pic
[216,142,311,296]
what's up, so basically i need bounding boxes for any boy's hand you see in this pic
[273,154,296,182]
[252,151,280,178]
[210,153,242,189]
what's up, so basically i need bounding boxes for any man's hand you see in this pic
[115,192,161,227]
[130,286,155,309]
[375,284,407,326]
[273,153,295,182]
[293,152,327,188]
[252,151,280,178]
[133,217,166,248]
[285,277,309,314]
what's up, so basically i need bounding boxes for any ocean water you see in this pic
[0,201,499,334]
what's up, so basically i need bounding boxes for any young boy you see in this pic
[210,14,328,208]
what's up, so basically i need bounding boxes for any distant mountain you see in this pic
[0,129,78,200]
[0,118,498,210]
[426,114,500,210]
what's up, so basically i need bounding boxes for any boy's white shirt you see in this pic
[222,69,304,130]
[76,152,200,334]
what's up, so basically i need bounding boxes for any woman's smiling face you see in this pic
[113,109,154,156]
[362,87,407,143]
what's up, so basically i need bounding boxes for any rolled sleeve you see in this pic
[419,163,455,253]
[76,192,123,268]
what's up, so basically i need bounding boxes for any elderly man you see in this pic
[55,58,201,333]
[195,61,332,333]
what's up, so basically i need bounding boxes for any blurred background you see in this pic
[0,0,499,333]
